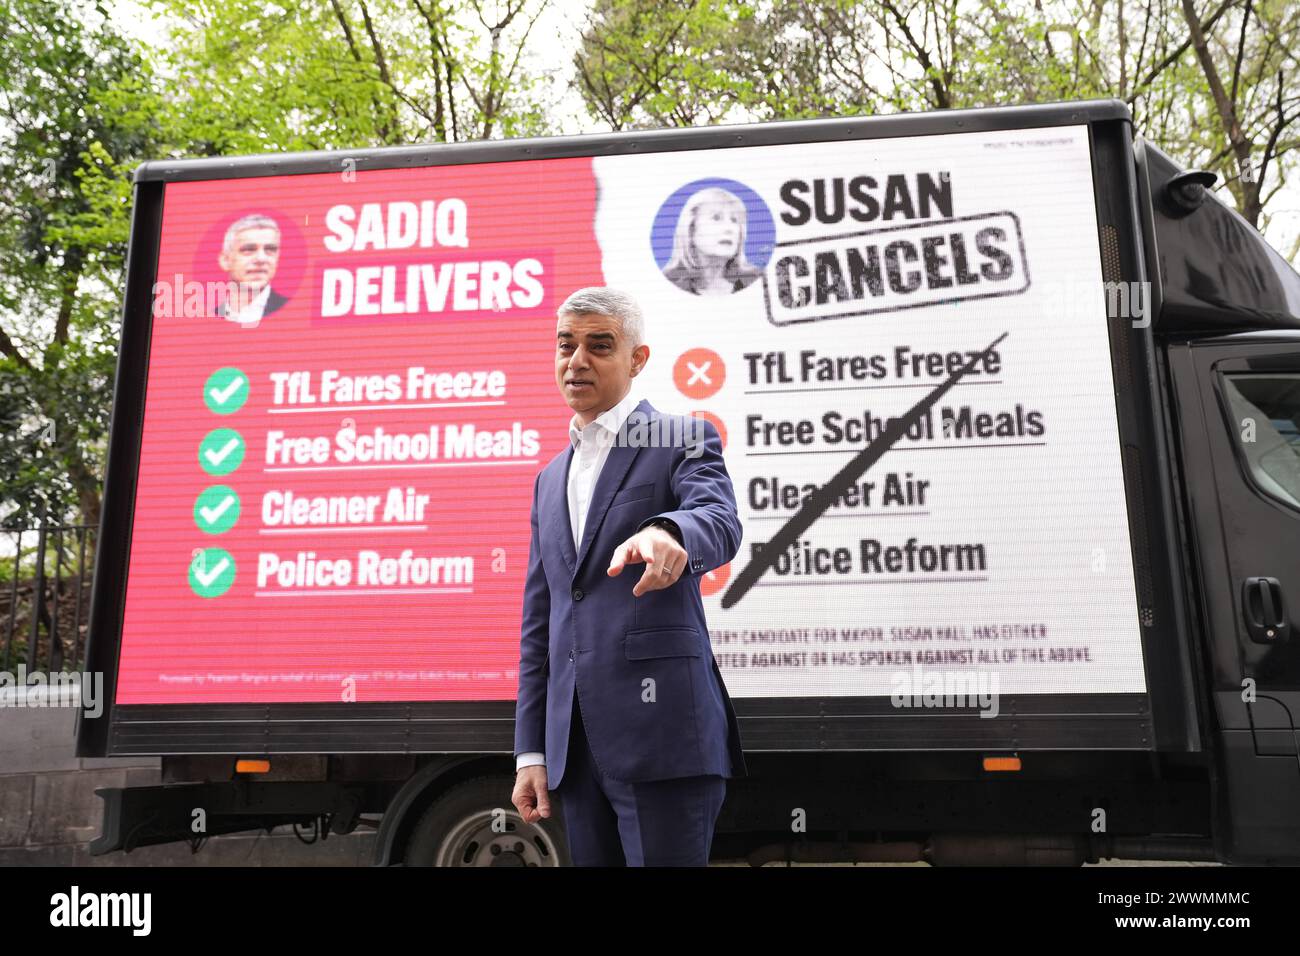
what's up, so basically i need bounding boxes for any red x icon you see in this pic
[673,348,725,400]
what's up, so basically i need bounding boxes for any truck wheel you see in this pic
[403,776,570,867]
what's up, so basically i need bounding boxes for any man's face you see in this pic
[555,310,649,425]
[218,227,280,292]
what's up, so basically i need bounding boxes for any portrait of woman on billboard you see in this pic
[661,186,764,295]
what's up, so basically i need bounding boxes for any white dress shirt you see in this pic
[566,388,643,549]
[221,284,272,327]
[516,389,643,773]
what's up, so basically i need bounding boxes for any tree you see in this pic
[0,0,160,527]
[574,0,1299,258]
[574,0,768,130]
[1177,0,1297,232]
[148,0,556,151]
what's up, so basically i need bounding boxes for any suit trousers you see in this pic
[554,689,726,867]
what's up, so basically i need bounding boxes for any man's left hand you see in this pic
[607,526,688,596]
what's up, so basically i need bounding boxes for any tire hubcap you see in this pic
[435,811,562,866]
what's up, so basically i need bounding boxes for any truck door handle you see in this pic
[1242,577,1290,644]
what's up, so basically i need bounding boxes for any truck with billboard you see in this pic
[77,99,1300,865]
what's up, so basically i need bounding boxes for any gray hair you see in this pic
[222,214,280,256]
[557,287,645,348]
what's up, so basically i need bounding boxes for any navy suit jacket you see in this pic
[513,398,747,788]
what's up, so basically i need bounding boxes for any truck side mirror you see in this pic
[1165,169,1218,215]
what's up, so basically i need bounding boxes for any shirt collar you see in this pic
[568,389,642,449]
[225,284,272,326]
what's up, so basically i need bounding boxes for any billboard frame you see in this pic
[78,99,1200,757]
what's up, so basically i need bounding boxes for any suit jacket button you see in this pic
[572,588,584,601]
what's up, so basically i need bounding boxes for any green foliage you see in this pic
[145,0,557,151]
[575,0,768,129]
[0,0,159,526]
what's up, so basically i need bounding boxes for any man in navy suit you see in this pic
[511,286,747,866]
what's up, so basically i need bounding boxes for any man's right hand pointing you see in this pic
[607,525,688,596]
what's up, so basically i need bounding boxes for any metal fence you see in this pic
[1,519,97,674]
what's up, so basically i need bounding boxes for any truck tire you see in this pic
[403,775,571,866]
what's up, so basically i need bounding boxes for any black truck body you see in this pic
[77,99,1300,865]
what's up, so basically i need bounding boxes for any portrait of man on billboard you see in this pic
[215,213,288,326]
